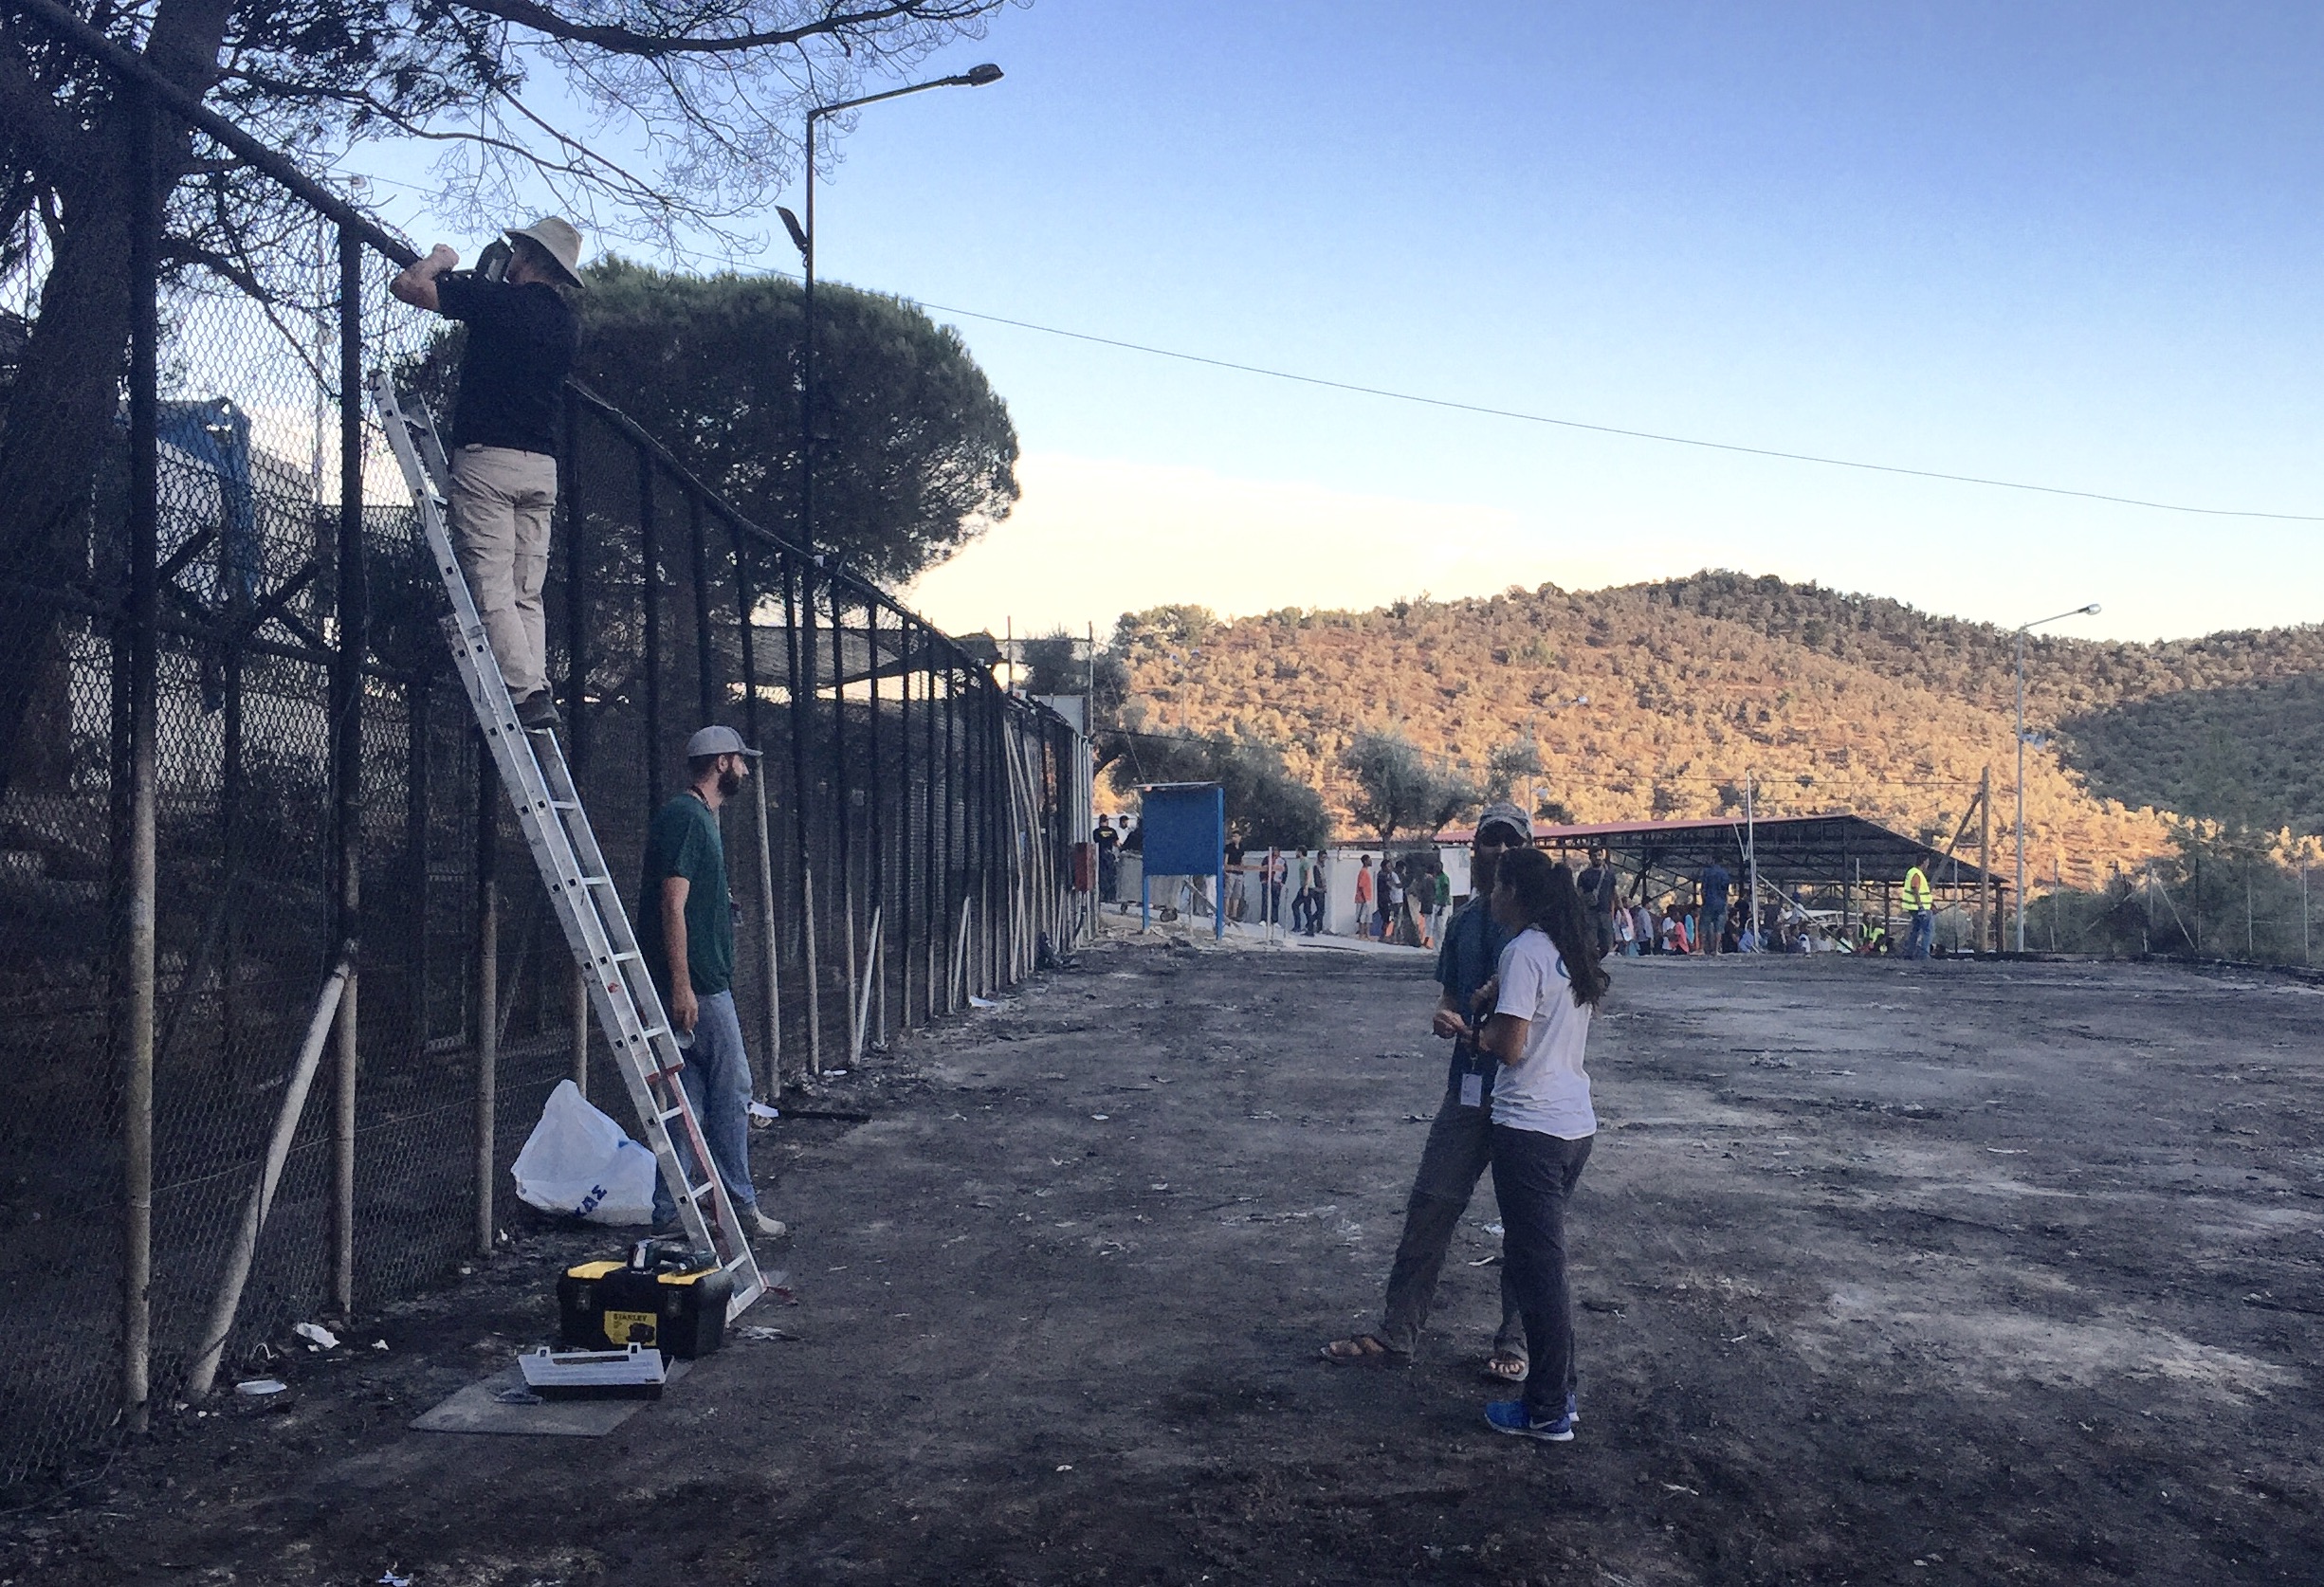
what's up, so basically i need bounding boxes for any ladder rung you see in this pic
[550,799,581,811]
[658,1105,686,1123]
[686,1181,714,1203]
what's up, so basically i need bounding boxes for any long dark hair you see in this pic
[1497,848,1611,1009]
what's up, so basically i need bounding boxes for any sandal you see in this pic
[1321,1334,1407,1365]
[1483,1350,1529,1383]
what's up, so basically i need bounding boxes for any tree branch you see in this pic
[0,17,89,172]
[450,0,999,60]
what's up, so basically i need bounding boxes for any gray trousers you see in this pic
[1379,1079,1526,1358]
[650,989,759,1225]
[448,444,557,700]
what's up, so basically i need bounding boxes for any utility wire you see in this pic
[912,299,2324,524]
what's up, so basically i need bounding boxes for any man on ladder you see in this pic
[644,727,789,1240]
[390,216,585,732]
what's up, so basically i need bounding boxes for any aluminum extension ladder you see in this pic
[371,373,765,1321]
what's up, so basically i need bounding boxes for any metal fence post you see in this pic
[787,556,822,1072]
[923,638,940,1024]
[121,82,161,1433]
[407,680,431,1063]
[640,454,663,812]
[731,520,780,1099]
[942,659,958,1012]
[898,626,915,1030]
[474,751,498,1259]
[832,579,857,1061]
[562,404,591,1094]
[689,494,716,721]
[866,597,885,1048]
[330,222,366,1317]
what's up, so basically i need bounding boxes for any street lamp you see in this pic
[2013,601,2101,952]
[775,63,1003,551]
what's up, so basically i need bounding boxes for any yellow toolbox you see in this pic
[558,1238,732,1359]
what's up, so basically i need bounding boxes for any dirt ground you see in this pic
[5,935,2321,1586]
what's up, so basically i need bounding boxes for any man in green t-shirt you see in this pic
[641,725,784,1238]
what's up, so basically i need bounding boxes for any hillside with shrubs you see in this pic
[1103,574,2323,885]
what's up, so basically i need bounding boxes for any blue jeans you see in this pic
[650,988,759,1225]
[1907,909,1933,960]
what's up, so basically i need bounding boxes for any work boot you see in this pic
[746,1206,789,1240]
[514,690,560,731]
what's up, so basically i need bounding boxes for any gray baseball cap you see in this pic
[1474,801,1533,843]
[685,724,760,759]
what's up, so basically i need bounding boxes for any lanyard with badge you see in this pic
[1448,900,1492,1107]
[1456,945,1489,1110]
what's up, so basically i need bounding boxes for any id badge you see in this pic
[1459,1072,1484,1109]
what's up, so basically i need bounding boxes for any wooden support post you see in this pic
[120,82,160,1433]
[330,223,365,1318]
[1979,766,1994,953]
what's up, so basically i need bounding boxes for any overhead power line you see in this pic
[912,300,2323,524]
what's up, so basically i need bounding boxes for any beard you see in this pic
[718,766,745,798]
[1472,853,1498,897]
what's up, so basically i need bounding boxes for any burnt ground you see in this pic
[4,938,2322,1586]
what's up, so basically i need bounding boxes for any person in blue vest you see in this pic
[1322,801,1534,1382]
[640,725,787,1240]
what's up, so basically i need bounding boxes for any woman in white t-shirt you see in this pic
[1474,845,1610,1441]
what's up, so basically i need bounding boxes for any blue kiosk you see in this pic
[1136,782,1226,939]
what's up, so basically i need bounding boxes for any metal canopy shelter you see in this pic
[1441,812,2004,939]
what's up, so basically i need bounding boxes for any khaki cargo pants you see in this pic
[447,445,558,701]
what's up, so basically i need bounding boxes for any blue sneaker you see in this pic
[1485,1398,1574,1441]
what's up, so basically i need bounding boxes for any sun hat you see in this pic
[506,216,585,287]
[685,725,760,759]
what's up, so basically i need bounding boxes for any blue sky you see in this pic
[354,2,2324,644]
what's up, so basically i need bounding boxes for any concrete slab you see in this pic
[412,1357,694,1437]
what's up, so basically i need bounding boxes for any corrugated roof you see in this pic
[1434,812,2000,889]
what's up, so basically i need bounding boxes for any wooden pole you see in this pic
[120,82,160,1432]
[753,759,782,1100]
[330,223,365,1319]
[1979,766,1994,953]
[187,955,352,1399]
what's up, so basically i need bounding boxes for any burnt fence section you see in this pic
[0,13,1086,1487]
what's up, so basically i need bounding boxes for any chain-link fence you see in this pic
[0,9,1089,1487]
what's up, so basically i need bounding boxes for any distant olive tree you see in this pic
[1343,729,1480,846]
[1106,730,1328,850]
[1484,734,1544,804]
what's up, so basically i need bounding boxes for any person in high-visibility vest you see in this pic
[1902,860,1935,960]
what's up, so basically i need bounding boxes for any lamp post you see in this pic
[778,62,1002,553]
[2013,601,2100,952]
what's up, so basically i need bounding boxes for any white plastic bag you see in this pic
[511,1079,657,1226]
